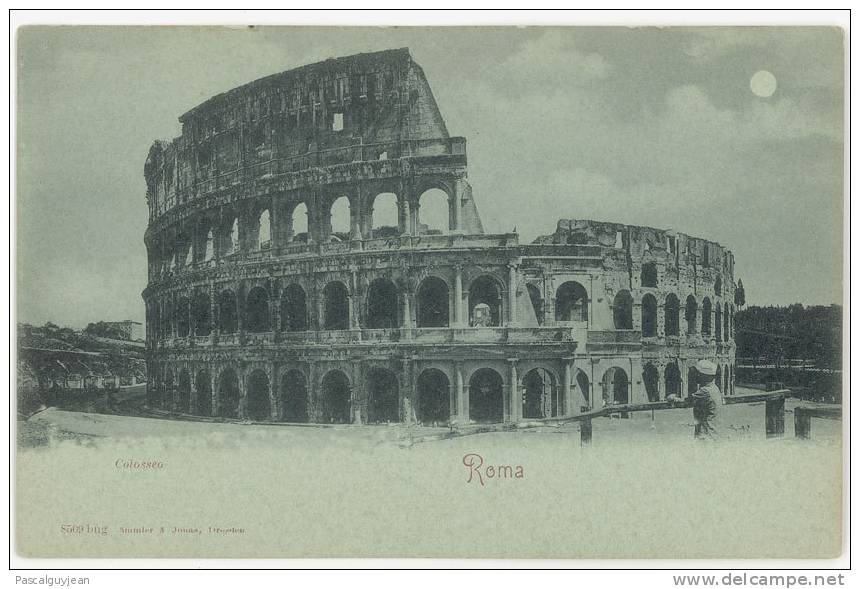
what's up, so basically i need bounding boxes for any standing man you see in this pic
[692,359,723,439]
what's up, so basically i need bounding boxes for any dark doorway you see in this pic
[416,277,449,327]
[366,279,399,329]
[280,370,308,422]
[416,369,450,425]
[218,369,240,418]
[321,370,351,423]
[366,368,399,423]
[246,369,271,420]
[469,368,504,423]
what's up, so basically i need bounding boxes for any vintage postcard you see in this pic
[13,23,847,562]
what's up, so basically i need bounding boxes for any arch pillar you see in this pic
[451,177,466,234]
[270,361,279,420]
[453,266,464,326]
[563,357,574,416]
[507,263,519,326]
[455,362,467,424]
[210,369,218,417]
[508,358,519,423]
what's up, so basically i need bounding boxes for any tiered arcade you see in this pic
[142,49,737,425]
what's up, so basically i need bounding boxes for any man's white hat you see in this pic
[695,359,717,376]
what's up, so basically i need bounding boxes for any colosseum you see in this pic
[142,48,737,426]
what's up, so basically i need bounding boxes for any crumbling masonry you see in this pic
[142,48,736,425]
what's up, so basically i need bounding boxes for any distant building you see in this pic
[102,320,143,341]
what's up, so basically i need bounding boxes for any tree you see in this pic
[735,279,746,309]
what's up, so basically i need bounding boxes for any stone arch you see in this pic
[665,362,682,398]
[715,304,723,342]
[612,290,633,330]
[522,367,561,419]
[575,370,591,408]
[685,295,698,334]
[246,369,271,421]
[195,369,212,416]
[468,368,504,424]
[665,293,680,336]
[328,195,351,240]
[290,202,309,243]
[177,369,191,413]
[246,286,270,333]
[320,369,351,424]
[417,187,451,234]
[369,192,399,237]
[366,278,399,329]
[555,281,588,322]
[217,368,240,418]
[602,366,629,404]
[641,293,658,337]
[366,367,400,423]
[175,296,190,337]
[641,262,658,288]
[192,290,211,336]
[643,363,659,401]
[280,369,308,422]
[526,283,543,325]
[322,281,350,330]
[416,368,450,425]
[702,297,712,336]
[715,275,722,297]
[256,209,271,250]
[280,283,308,332]
[217,289,238,334]
[468,274,503,327]
[416,276,449,328]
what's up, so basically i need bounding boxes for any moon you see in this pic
[750,70,777,98]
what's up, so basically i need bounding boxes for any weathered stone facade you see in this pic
[142,48,736,425]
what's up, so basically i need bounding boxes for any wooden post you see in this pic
[580,417,592,446]
[795,408,811,439]
[765,395,785,438]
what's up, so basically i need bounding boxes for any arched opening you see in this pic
[177,370,191,413]
[366,368,399,423]
[665,294,680,336]
[685,295,698,334]
[522,368,561,419]
[195,369,211,416]
[641,262,658,288]
[612,290,633,330]
[418,188,450,235]
[641,294,658,337]
[724,302,730,342]
[665,363,682,398]
[526,284,543,325]
[218,369,240,418]
[280,370,308,422]
[702,297,712,336]
[416,277,449,327]
[226,218,239,254]
[643,364,659,401]
[366,278,399,329]
[416,369,450,425]
[575,371,591,408]
[192,290,211,336]
[715,276,722,297]
[217,290,238,334]
[280,284,308,331]
[161,300,172,337]
[323,281,350,330]
[321,370,351,424]
[603,367,629,405]
[469,368,504,424]
[469,275,502,327]
[687,366,698,396]
[370,192,399,237]
[204,229,215,261]
[246,287,270,333]
[257,209,271,250]
[329,196,351,240]
[555,281,588,322]
[715,305,723,342]
[175,297,190,337]
[291,202,309,243]
[246,369,271,420]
